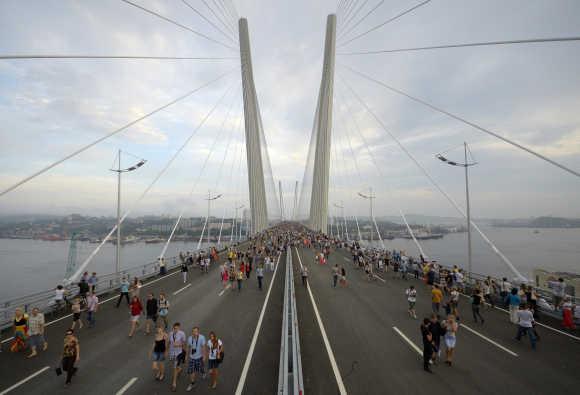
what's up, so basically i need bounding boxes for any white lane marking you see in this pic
[392,326,422,356]
[459,323,518,357]
[295,248,347,395]
[343,257,350,262]
[115,377,138,395]
[373,274,386,283]
[234,253,282,395]
[218,283,232,296]
[172,283,192,295]
[0,366,50,395]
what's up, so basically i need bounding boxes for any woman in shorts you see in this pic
[444,314,458,366]
[128,295,143,337]
[70,298,83,330]
[151,326,168,381]
[207,331,223,390]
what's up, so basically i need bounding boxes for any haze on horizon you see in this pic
[1,0,580,220]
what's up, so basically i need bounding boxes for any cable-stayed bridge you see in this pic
[1,1,580,394]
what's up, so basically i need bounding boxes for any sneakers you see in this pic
[186,382,197,391]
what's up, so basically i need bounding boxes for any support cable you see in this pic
[213,0,237,29]
[338,0,384,42]
[159,84,241,258]
[0,70,234,198]
[339,74,527,280]
[338,0,431,47]
[0,54,237,61]
[68,77,237,282]
[181,0,238,44]
[339,35,580,55]
[338,0,369,36]
[341,64,580,179]
[120,0,237,51]
[201,0,237,38]
[340,0,360,26]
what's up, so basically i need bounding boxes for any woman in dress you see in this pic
[207,331,223,390]
[151,326,168,381]
[128,295,143,337]
[11,308,28,352]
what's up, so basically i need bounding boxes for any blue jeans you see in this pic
[516,326,536,349]
[87,311,95,327]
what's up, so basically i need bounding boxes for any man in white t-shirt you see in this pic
[169,323,186,392]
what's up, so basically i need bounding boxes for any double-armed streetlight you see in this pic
[110,150,146,280]
[205,190,223,247]
[232,204,245,243]
[334,201,349,241]
[358,188,376,244]
[436,142,477,281]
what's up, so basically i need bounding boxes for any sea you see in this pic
[0,226,579,301]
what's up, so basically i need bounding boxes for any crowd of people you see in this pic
[2,227,291,391]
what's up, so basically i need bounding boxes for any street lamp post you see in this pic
[436,142,477,281]
[232,204,244,243]
[334,202,348,241]
[110,150,146,282]
[205,190,223,248]
[358,188,376,245]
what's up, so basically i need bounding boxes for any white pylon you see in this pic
[309,14,336,232]
[239,18,268,233]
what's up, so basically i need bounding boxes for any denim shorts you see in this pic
[152,351,165,361]
[28,334,45,349]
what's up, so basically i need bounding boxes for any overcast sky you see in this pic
[1,0,579,220]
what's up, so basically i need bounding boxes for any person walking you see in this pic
[301,266,309,287]
[332,264,339,288]
[169,323,187,392]
[515,304,537,350]
[181,260,189,283]
[340,266,347,287]
[88,272,98,293]
[128,295,143,338]
[70,297,83,330]
[443,314,458,366]
[406,286,417,319]
[431,285,443,314]
[27,308,47,358]
[186,327,207,391]
[207,331,223,390]
[158,293,170,330]
[116,277,130,308]
[145,293,158,335]
[11,308,28,352]
[420,318,434,373]
[151,326,168,381]
[508,288,521,324]
[237,268,244,292]
[256,265,264,290]
[61,329,80,387]
[86,292,98,329]
[471,288,485,324]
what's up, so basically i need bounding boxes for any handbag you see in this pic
[217,350,224,364]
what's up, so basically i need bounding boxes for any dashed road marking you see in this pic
[392,326,422,356]
[459,323,518,357]
[0,366,50,395]
[218,283,232,296]
[115,377,138,395]
[172,283,192,295]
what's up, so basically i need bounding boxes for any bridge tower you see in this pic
[239,18,268,234]
[309,14,336,232]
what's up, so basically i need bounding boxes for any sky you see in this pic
[1,0,580,220]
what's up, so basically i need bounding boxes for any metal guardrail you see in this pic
[0,256,181,330]
[278,247,304,395]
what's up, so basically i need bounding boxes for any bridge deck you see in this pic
[1,245,579,394]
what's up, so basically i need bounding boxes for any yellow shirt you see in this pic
[431,288,443,303]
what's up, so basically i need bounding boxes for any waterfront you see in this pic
[0,239,217,301]
[0,226,578,301]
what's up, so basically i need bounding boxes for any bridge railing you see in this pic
[0,255,181,331]
[278,247,304,395]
